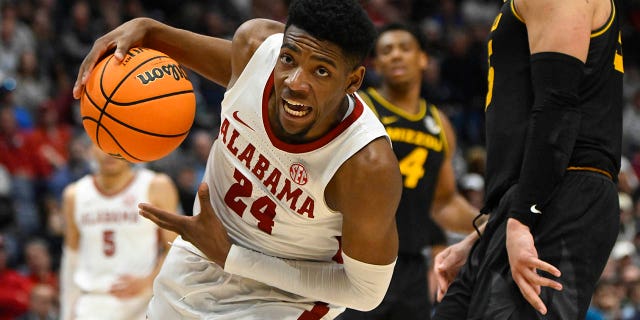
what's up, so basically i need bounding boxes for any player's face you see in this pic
[271,25,364,143]
[374,30,427,87]
[90,145,131,176]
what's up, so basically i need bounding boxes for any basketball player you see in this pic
[433,0,624,318]
[338,23,479,320]
[59,146,179,320]
[72,0,402,319]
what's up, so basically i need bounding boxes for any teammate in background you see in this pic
[59,146,179,320]
[339,23,479,320]
[72,0,402,319]
[433,0,624,318]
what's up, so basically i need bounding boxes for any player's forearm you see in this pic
[510,53,584,228]
[60,247,80,320]
[432,194,481,234]
[224,245,395,311]
[141,18,232,87]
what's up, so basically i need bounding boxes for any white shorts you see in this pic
[74,292,149,320]
[146,236,345,320]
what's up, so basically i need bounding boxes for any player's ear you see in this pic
[345,65,365,94]
[420,51,428,71]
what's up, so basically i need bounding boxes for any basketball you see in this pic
[80,47,196,163]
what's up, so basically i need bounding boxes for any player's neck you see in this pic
[94,169,135,194]
[379,83,422,115]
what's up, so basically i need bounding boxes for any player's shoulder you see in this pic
[61,179,80,204]
[229,19,285,86]
[149,171,174,186]
[340,137,399,184]
[232,19,285,59]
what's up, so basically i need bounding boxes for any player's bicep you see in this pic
[332,138,402,265]
[432,110,458,207]
[518,0,591,61]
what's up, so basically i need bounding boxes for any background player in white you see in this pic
[72,0,403,319]
[59,145,179,320]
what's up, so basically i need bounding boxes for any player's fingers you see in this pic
[436,286,446,303]
[530,258,562,278]
[139,203,187,234]
[523,268,563,291]
[73,39,114,99]
[514,274,548,315]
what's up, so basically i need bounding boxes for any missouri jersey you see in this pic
[483,0,624,211]
[73,168,159,293]
[359,88,448,255]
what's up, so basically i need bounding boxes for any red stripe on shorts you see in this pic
[298,302,330,320]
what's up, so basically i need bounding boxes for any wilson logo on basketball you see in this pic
[289,163,308,185]
[136,64,188,85]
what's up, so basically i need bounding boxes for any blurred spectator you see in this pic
[621,192,636,243]
[588,280,624,320]
[621,155,640,197]
[0,105,47,236]
[464,145,486,176]
[46,134,92,202]
[624,88,640,156]
[12,50,52,116]
[459,172,484,210]
[30,100,73,179]
[29,6,57,79]
[17,283,58,320]
[623,281,640,320]
[20,238,58,293]
[0,164,15,230]
[0,234,31,320]
[0,2,36,77]
[58,1,99,79]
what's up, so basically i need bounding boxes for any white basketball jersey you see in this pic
[192,33,388,262]
[149,34,390,320]
[73,168,159,293]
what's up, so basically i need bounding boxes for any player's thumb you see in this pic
[197,182,213,216]
[113,43,130,61]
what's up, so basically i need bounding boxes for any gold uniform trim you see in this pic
[567,166,613,180]
[366,88,427,121]
[510,0,525,23]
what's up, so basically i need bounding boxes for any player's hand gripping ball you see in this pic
[80,47,196,163]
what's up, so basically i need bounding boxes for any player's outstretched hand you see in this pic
[434,238,473,302]
[139,182,232,267]
[506,218,563,315]
[73,17,156,99]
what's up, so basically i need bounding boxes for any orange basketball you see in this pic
[80,47,196,163]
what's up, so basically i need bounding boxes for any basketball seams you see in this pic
[81,117,144,162]
[107,90,194,106]
[82,92,190,138]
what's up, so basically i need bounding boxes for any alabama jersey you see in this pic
[72,168,159,319]
[149,33,389,319]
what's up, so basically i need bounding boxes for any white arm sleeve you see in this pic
[60,247,80,320]
[223,244,396,311]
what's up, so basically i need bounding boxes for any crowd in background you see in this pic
[0,0,639,319]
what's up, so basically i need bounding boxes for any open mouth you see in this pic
[283,98,312,117]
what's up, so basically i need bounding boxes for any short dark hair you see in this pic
[373,22,428,56]
[285,0,376,69]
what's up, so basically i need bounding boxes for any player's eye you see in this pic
[315,67,329,77]
[279,54,294,65]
